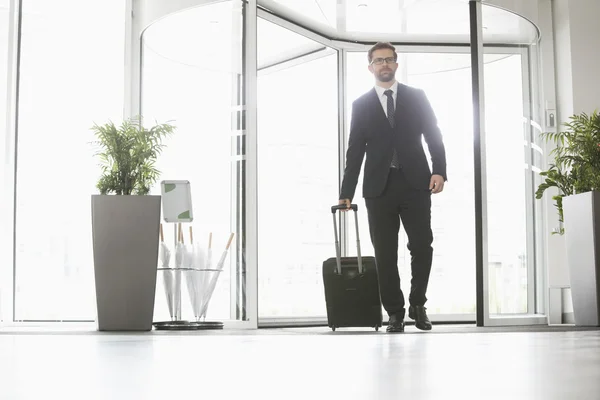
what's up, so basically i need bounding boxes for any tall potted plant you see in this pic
[91,116,175,331]
[536,110,600,326]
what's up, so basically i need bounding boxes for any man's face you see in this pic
[368,49,398,83]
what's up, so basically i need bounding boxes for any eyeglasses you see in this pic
[371,57,397,65]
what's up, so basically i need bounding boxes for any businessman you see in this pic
[338,42,447,333]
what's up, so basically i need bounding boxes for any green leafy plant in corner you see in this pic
[91,116,175,195]
[535,110,600,234]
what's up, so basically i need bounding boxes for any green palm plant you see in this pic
[91,116,175,195]
[535,110,600,234]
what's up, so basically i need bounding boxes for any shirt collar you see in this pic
[374,80,398,98]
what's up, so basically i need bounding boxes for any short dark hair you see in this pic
[367,42,397,64]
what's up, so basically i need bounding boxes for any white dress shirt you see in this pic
[374,80,398,117]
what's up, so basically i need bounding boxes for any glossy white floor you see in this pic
[1,324,599,400]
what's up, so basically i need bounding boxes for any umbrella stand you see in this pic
[153,225,227,331]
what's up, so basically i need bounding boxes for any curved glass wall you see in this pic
[140,1,250,324]
[131,0,539,323]
[259,0,537,44]
[481,5,546,323]
[0,0,545,326]
[251,1,544,324]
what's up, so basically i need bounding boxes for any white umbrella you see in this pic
[200,232,235,319]
[159,223,171,268]
[159,223,178,320]
[206,232,213,274]
[168,222,185,321]
[185,226,204,320]
[196,232,213,321]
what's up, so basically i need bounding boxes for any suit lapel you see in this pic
[367,88,386,122]
[367,87,393,133]
[394,82,411,130]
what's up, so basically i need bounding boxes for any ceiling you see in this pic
[140,0,537,74]
[258,0,539,44]
[142,2,325,72]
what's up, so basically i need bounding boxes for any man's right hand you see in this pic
[338,198,351,211]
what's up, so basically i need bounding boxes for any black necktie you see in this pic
[384,89,399,169]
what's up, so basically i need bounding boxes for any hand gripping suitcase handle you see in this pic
[331,204,358,212]
[331,204,363,275]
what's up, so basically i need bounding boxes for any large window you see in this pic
[0,0,11,322]
[257,18,339,319]
[1,0,545,326]
[345,50,538,317]
[0,0,8,146]
[346,51,477,316]
[14,0,125,320]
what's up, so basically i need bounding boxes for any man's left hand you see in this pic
[429,174,445,194]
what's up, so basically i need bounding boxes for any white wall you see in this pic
[561,0,600,115]
[549,0,600,318]
[551,0,573,120]
[550,0,600,293]
[550,0,600,128]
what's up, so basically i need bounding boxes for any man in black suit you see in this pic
[338,42,447,333]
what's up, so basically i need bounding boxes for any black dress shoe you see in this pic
[409,305,432,331]
[386,313,405,333]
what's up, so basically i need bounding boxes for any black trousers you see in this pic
[365,168,433,319]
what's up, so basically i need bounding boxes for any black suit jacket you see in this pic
[339,83,447,201]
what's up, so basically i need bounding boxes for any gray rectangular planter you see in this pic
[91,194,161,331]
[562,191,600,327]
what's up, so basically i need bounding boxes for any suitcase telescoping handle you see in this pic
[331,204,363,275]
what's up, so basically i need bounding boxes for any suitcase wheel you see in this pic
[331,327,336,332]
[375,326,379,332]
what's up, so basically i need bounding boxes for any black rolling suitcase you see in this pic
[322,204,383,331]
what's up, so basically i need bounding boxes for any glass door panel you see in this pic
[256,18,339,320]
[478,3,546,325]
[483,52,529,315]
[141,0,255,327]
